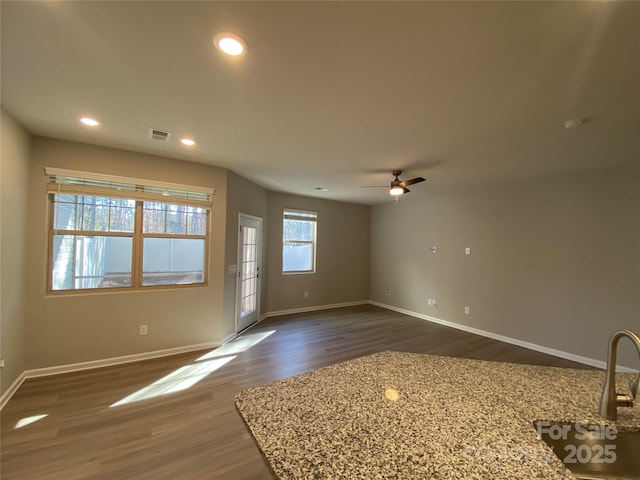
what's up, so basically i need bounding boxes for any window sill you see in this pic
[45,282,208,297]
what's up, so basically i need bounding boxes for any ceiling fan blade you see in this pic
[360,185,389,188]
[400,177,426,187]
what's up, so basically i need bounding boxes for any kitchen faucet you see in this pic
[599,330,640,421]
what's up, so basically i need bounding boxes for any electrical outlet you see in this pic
[385,289,390,296]
[464,306,470,315]
[139,324,148,336]
[304,291,309,298]
[427,299,432,306]
[465,247,471,255]
[432,299,438,307]
[0,358,5,368]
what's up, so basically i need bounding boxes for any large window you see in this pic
[47,168,212,292]
[282,209,317,274]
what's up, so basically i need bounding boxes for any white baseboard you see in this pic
[369,301,637,373]
[24,341,222,379]
[221,332,237,344]
[0,371,27,411]
[3,301,632,411]
[1,340,230,410]
[264,300,368,319]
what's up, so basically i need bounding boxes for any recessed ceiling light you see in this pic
[214,32,247,57]
[80,117,100,127]
[181,138,196,147]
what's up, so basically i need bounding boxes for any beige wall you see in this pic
[1,109,31,397]
[25,138,229,368]
[8,128,635,383]
[266,192,370,313]
[370,166,640,368]
[5,134,373,373]
[223,170,269,334]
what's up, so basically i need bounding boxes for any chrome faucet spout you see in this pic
[599,330,640,421]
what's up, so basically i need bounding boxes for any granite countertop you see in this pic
[235,351,640,479]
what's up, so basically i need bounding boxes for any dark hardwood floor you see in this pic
[1,305,593,479]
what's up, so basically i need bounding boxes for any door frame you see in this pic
[235,213,263,334]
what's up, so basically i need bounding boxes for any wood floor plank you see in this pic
[1,305,593,479]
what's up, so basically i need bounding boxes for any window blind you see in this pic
[45,167,214,209]
[283,209,318,222]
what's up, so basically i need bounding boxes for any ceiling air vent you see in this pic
[149,128,171,142]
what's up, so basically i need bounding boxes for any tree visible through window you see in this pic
[282,209,317,273]
[47,169,212,292]
[51,195,135,289]
[141,202,207,286]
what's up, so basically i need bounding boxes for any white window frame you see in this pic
[45,167,214,293]
[282,208,317,275]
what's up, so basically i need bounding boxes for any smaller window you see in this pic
[282,209,317,274]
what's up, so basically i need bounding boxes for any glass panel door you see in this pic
[237,214,262,332]
[240,225,257,318]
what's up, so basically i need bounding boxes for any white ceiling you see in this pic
[2,1,639,205]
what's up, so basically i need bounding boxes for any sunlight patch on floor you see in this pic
[110,356,236,407]
[110,329,275,408]
[14,414,48,429]
[197,330,275,361]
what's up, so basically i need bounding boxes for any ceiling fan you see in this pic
[362,170,426,200]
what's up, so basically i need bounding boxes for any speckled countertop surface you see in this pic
[235,351,640,479]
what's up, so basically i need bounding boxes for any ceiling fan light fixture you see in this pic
[361,170,426,199]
